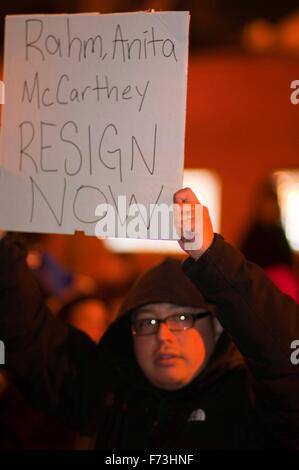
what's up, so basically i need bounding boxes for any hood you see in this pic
[99,257,241,388]
[120,257,210,317]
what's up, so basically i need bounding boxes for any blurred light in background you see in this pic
[104,169,221,253]
[274,169,299,251]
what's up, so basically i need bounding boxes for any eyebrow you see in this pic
[135,310,155,317]
[135,308,190,318]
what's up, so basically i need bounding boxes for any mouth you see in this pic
[155,352,182,365]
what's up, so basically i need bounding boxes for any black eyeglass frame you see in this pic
[131,311,211,336]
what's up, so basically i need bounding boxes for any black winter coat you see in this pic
[0,234,298,449]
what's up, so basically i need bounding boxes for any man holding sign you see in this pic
[0,10,298,451]
[0,188,298,449]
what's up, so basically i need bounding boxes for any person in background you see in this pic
[58,294,110,343]
[241,181,299,302]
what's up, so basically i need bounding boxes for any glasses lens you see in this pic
[167,313,193,331]
[133,318,158,336]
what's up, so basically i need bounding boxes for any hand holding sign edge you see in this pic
[173,187,214,260]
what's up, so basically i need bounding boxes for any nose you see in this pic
[156,321,175,341]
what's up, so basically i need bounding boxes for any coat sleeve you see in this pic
[0,234,118,433]
[183,234,299,448]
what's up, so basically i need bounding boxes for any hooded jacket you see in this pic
[0,234,298,449]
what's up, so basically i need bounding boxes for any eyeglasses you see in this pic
[131,311,210,336]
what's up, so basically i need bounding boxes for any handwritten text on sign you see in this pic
[0,12,189,237]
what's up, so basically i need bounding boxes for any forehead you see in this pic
[134,302,203,318]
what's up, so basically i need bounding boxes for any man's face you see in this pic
[132,303,215,390]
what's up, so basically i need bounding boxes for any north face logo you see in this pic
[188,408,206,422]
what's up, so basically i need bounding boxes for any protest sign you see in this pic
[0,11,189,238]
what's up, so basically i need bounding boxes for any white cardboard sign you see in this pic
[0,11,189,238]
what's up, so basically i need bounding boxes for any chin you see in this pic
[152,374,191,391]
[156,380,188,391]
